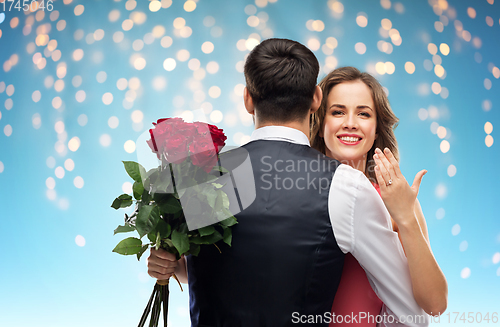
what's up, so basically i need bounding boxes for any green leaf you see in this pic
[212,183,223,189]
[123,161,146,183]
[114,224,136,235]
[142,189,152,204]
[162,238,174,249]
[219,216,237,227]
[112,237,143,255]
[137,244,149,261]
[147,231,156,244]
[159,197,182,214]
[135,205,160,238]
[153,192,169,204]
[157,219,171,238]
[205,230,223,244]
[198,225,215,237]
[152,170,173,193]
[190,230,223,245]
[185,197,202,216]
[205,189,217,209]
[119,194,133,200]
[179,223,189,234]
[133,181,144,200]
[171,229,190,256]
[144,168,159,188]
[188,243,201,256]
[173,210,183,219]
[111,194,133,209]
[223,228,232,246]
[214,192,224,212]
[218,190,230,209]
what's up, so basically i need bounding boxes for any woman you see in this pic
[310,66,447,325]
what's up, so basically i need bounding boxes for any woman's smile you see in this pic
[322,80,377,171]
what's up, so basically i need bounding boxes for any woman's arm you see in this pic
[393,199,429,249]
[374,148,448,317]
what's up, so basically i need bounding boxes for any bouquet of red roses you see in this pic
[111,118,237,327]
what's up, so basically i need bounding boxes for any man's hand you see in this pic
[147,248,178,280]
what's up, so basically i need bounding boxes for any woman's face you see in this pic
[322,80,377,170]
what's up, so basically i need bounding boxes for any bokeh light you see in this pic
[163,58,176,71]
[124,140,136,153]
[100,134,112,147]
[484,122,493,134]
[404,62,415,74]
[461,267,471,279]
[68,137,81,152]
[74,176,85,189]
[75,235,86,247]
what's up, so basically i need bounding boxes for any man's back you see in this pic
[187,139,344,327]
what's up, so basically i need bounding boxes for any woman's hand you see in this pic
[373,147,427,227]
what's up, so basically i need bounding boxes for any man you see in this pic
[147,38,428,327]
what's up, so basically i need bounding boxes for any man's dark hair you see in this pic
[244,38,320,123]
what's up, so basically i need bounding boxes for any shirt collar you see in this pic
[249,126,310,146]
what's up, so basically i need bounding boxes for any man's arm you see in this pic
[329,165,429,327]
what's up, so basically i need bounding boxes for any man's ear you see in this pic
[243,87,255,115]
[309,85,322,115]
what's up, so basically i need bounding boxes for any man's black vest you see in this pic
[186,140,345,327]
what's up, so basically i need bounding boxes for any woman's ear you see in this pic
[309,85,322,115]
[243,87,255,115]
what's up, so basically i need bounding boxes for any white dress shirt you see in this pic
[250,126,429,327]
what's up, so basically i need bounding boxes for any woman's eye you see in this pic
[332,110,344,115]
[360,112,371,118]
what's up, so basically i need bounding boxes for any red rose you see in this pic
[147,118,226,168]
[148,119,177,154]
[193,122,209,135]
[191,122,227,153]
[147,118,191,161]
[189,134,218,173]
[208,124,227,153]
[163,133,189,164]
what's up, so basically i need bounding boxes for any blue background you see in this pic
[0,0,499,326]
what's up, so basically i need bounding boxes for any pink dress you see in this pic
[329,183,383,326]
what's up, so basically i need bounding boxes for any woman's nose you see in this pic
[342,114,358,129]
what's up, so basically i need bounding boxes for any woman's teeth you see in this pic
[339,136,361,142]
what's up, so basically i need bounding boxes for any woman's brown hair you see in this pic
[310,66,399,184]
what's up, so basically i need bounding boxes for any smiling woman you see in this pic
[311,66,399,185]
[311,66,448,324]
[321,80,378,172]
